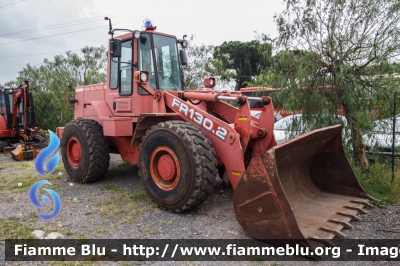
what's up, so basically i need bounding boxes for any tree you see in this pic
[213,40,272,90]
[182,41,214,89]
[6,46,107,130]
[267,0,400,169]
[183,38,236,90]
[251,49,317,88]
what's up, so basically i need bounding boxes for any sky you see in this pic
[0,0,285,84]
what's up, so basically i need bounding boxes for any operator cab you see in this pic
[0,87,14,130]
[108,18,187,95]
[0,84,5,116]
[0,84,36,132]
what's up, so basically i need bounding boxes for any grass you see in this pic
[129,190,148,201]
[59,229,74,236]
[0,218,36,240]
[117,162,131,167]
[103,184,119,191]
[28,211,39,219]
[91,188,154,226]
[0,171,39,192]
[353,162,400,205]
[0,160,64,192]
[97,194,143,218]
[53,164,66,177]
[120,263,140,266]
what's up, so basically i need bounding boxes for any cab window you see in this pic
[138,33,155,94]
[109,57,118,89]
[109,39,133,96]
[0,90,5,114]
[153,34,182,91]
[120,40,133,95]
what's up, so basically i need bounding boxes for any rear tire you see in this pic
[61,119,110,183]
[139,121,217,212]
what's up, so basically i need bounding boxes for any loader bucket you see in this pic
[233,125,371,249]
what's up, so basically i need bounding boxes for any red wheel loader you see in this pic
[0,80,47,160]
[56,18,373,251]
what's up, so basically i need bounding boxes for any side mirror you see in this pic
[110,38,122,58]
[180,50,187,66]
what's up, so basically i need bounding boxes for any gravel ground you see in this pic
[0,153,399,266]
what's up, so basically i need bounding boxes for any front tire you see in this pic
[139,121,217,212]
[61,119,110,183]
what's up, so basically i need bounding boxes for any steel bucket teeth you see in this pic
[233,125,371,248]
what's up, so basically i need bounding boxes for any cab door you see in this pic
[109,39,135,114]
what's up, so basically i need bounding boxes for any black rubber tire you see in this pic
[139,121,217,212]
[61,119,110,183]
[0,140,8,152]
[32,135,48,145]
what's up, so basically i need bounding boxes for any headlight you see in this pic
[140,72,148,82]
[177,39,188,48]
[133,30,141,39]
[181,40,188,48]
[203,77,216,88]
[134,71,149,83]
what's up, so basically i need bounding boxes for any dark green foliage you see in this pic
[214,40,272,90]
[6,46,107,130]
[352,162,400,205]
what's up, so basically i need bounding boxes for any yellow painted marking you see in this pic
[231,171,242,176]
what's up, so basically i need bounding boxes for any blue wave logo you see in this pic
[29,180,61,220]
[34,130,60,176]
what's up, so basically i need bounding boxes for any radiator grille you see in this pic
[115,99,131,112]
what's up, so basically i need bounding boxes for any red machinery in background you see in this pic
[0,80,47,160]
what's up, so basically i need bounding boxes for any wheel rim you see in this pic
[149,146,180,191]
[67,136,82,168]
